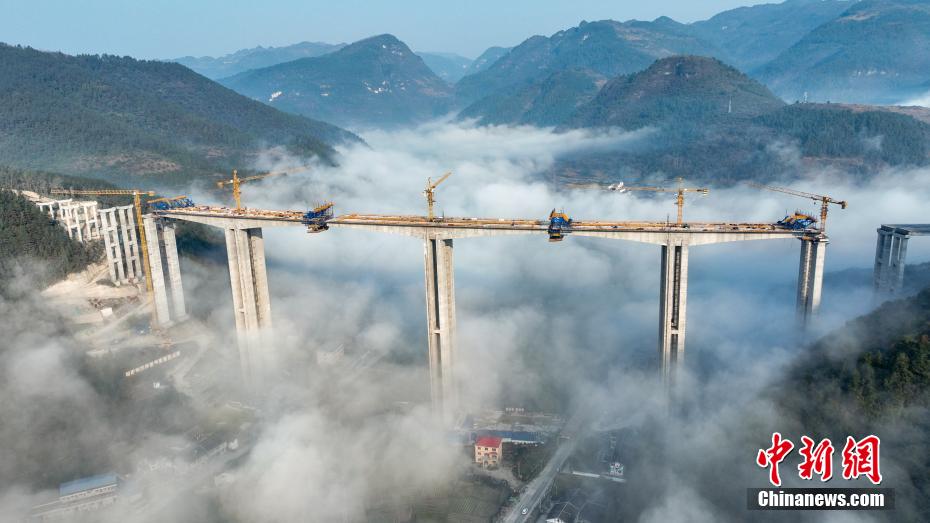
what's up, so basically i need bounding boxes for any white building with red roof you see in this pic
[474,436,503,468]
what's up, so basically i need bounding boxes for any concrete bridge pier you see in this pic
[99,208,125,284]
[796,236,827,327]
[142,215,187,326]
[424,235,457,424]
[224,227,273,388]
[873,227,908,296]
[117,205,142,282]
[658,237,689,387]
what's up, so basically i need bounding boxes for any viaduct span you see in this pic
[147,207,825,423]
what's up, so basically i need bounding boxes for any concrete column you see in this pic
[161,222,187,321]
[658,237,689,387]
[889,233,909,295]
[72,205,84,242]
[424,236,457,424]
[797,236,827,328]
[99,208,125,284]
[224,227,272,388]
[142,215,171,326]
[61,205,77,239]
[872,229,891,295]
[118,206,141,282]
[84,202,99,240]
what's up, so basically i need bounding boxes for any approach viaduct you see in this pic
[144,207,827,422]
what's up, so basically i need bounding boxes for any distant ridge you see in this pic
[0,44,357,184]
[221,34,455,128]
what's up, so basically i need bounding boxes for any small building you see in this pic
[31,473,121,521]
[474,436,503,468]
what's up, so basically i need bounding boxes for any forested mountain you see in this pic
[417,52,473,83]
[454,19,719,106]
[772,287,930,518]
[221,34,455,128]
[0,189,100,295]
[689,0,853,71]
[542,56,930,186]
[171,41,345,79]
[0,44,356,185]
[459,68,606,127]
[565,56,784,129]
[756,0,930,104]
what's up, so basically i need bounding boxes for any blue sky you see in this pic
[2,0,760,59]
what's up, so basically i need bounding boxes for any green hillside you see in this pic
[690,0,853,71]
[0,189,100,295]
[566,56,785,129]
[756,0,930,103]
[454,19,719,106]
[0,44,356,185]
[221,35,454,128]
[533,57,930,185]
[459,68,606,127]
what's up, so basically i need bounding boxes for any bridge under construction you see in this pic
[144,205,826,424]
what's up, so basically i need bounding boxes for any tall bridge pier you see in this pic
[149,213,288,390]
[659,238,689,386]
[424,236,457,421]
[224,227,273,386]
[141,216,187,326]
[873,224,930,297]
[797,236,827,325]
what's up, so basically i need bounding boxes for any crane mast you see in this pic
[612,177,709,225]
[748,182,847,234]
[217,166,309,211]
[423,172,452,221]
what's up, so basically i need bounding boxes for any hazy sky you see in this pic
[2,0,761,59]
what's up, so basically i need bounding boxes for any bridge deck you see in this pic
[160,207,807,236]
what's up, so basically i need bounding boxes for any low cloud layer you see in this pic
[3,120,928,521]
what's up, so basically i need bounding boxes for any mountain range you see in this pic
[544,56,930,185]
[0,43,356,184]
[172,41,346,80]
[454,18,719,107]
[172,0,930,131]
[220,35,455,128]
[756,0,930,103]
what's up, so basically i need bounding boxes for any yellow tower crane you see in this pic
[216,166,309,211]
[611,177,709,225]
[51,188,156,293]
[423,172,452,221]
[747,183,847,234]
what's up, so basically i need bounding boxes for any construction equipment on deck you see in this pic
[547,209,573,242]
[217,166,309,211]
[777,211,818,231]
[51,188,157,293]
[610,177,709,225]
[302,202,335,233]
[147,196,194,211]
[748,183,847,234]
[423,172,452,221]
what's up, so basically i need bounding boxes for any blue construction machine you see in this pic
[777,211,817,230]
[148,196,195,211]
[547,209,573,242]
[303,202,334,233]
